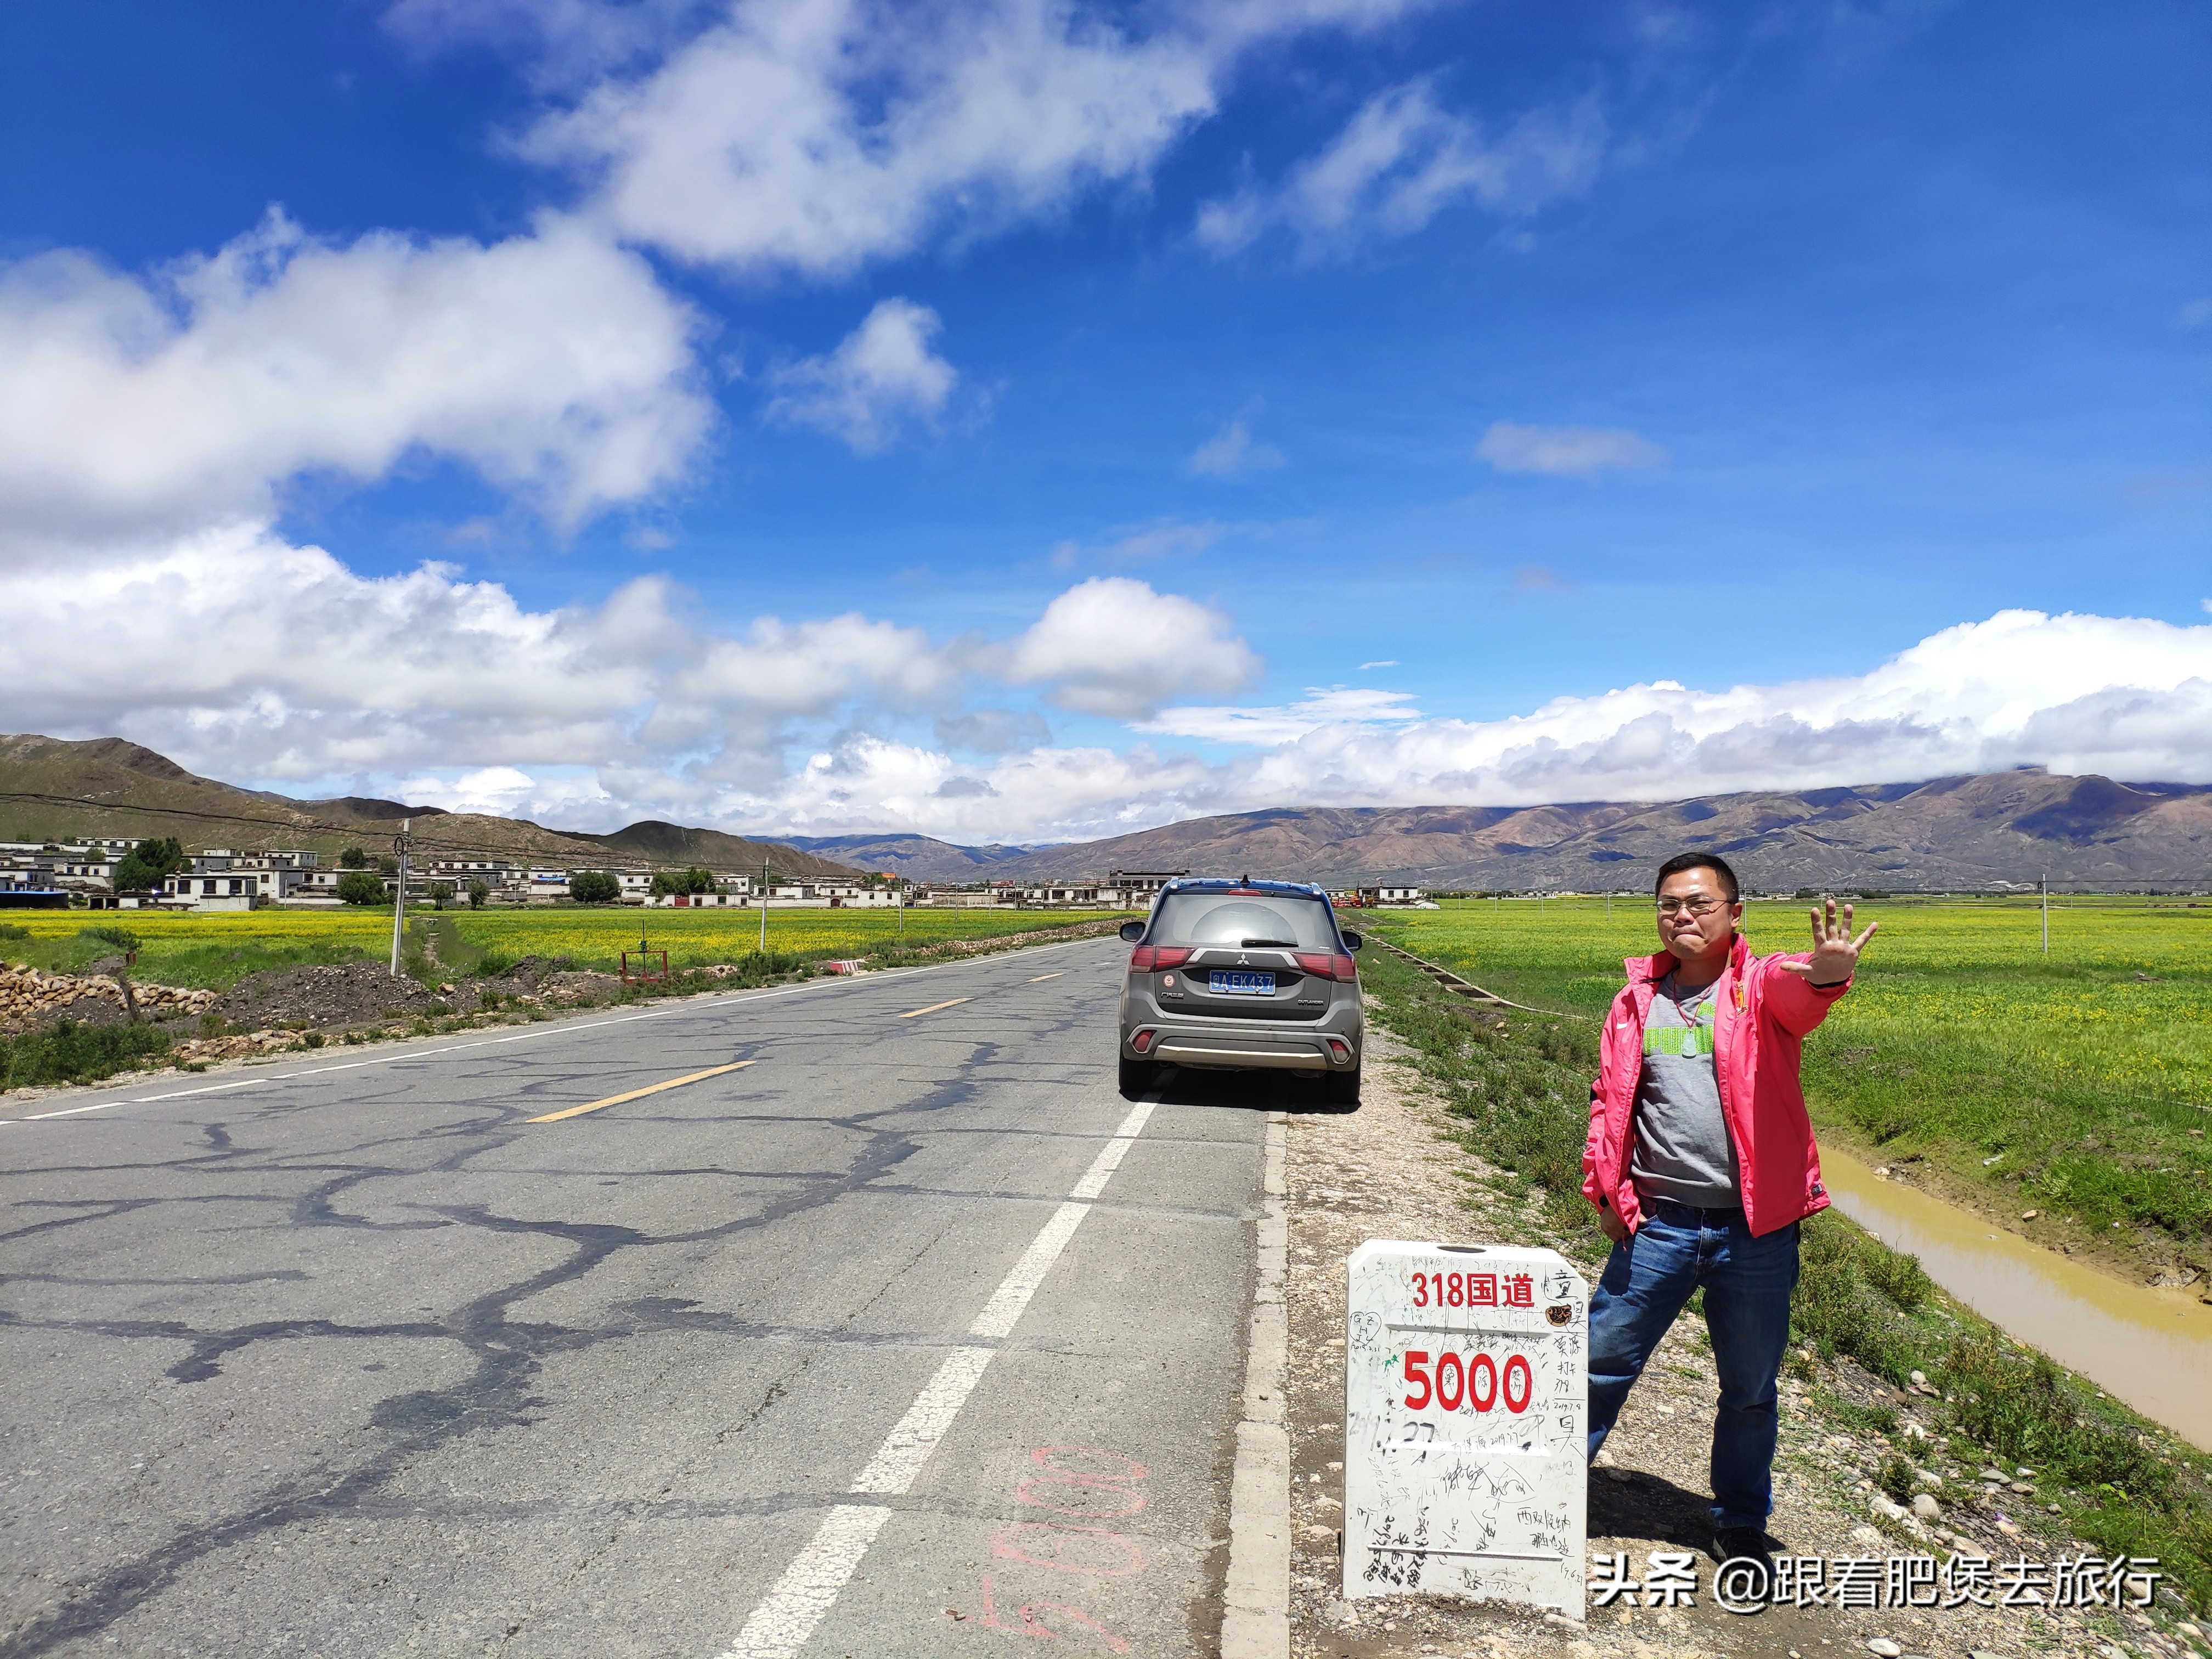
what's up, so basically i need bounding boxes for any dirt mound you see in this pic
[213,961,449,1031]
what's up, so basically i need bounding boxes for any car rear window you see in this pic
[1148,893,1339,950]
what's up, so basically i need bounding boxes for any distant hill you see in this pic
[780,832,1046,882]
[577,820,856,879]
[973,771,2212,891]
[0,735,857,878]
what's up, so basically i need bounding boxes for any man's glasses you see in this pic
[1655,896,1731,917]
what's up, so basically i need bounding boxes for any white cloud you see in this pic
[1359,659,1398,669]
[587,609,2212,843]
[1198,81,1606,255]
[0,209,710,550]
[1141,686,1422,744]
[1475,420,1665,476]
[503,0,1429,276]
[383,0,716,89]
[1188,417,1284,477]
[764,297,958,452]
[998,576,1261,718]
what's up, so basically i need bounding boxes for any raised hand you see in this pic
[1777,897,1877,986]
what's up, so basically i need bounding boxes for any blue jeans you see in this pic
[1586,1198,1801,1533]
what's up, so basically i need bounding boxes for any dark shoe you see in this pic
[1712,1525,1772,1567]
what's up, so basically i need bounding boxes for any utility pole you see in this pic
[897,877,905,939]
[758,856,770,955]
[2041,873,2049,956]
[390,819,411,977]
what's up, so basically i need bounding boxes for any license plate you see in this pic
[1209,970,1276,996]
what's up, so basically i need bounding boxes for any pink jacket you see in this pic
[1581,934,1849,1239]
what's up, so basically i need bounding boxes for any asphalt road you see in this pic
[0,940,1294,1659]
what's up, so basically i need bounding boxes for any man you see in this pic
[1581,852,1876,1564]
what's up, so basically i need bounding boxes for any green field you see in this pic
[0,904,1134,989]
[1363,895,2212,1259]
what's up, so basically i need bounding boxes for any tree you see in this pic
[428,881,456,909]
[650,866,718,896]
[338,846,368,869]
[111,837,185,893]
[336,871,386,906]
[569,871,620,904]
[466,877,490,910]
[376,855,399,877]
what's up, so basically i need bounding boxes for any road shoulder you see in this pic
[1280,1026,2160,1659]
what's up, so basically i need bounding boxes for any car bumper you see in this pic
[1121,1021,1361,1072]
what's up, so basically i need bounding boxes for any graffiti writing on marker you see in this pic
[966,1445,1148,1650]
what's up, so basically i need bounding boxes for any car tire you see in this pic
[1325,1065,1361,1107]
[1118,1056,1158,1099]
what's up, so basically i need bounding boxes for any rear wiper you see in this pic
[1240,938,1299,947]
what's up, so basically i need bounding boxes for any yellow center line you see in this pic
[1028,972,1064,982]
[526,1060,755,1123]
[898,997,973,1019]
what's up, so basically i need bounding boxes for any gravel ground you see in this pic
[1282,1015,2200,1659]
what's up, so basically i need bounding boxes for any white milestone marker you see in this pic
[1343,1240,1589,1615]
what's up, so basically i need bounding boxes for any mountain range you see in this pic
[787,772,2212,891]
[7,734,2207,891]
[0,735,860,880]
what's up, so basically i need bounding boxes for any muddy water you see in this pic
[1820,1143,2212,1450]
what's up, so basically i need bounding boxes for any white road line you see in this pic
[719,1505,893,1659]
[847,1346,995,1494]
[715,1095,1158,1659]
[0,936,1107,1127]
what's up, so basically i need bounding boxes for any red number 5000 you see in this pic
[1401,1350,1533,1414]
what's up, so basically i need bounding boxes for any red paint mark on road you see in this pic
[990,1523,1147,1577]
[1017,1444,1149,1518]
[980,1575,1133,1652]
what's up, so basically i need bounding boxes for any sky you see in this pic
[2,0,2207,846]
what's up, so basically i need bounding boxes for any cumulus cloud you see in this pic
[998,575,1262,718]
[1476,420,1665,476]
[498,0,1427,276]
[764,297,959,451]
[1188,418,1284,477]
[1198,81,1606,255]
[0,209,710,549]
[566,609,2212,843]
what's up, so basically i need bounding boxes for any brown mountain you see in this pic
[981,771,2212,891]
[0,734,858,878]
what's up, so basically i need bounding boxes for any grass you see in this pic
[0,1018,171,1091]
[1368,896,2212,1264]
[1359,940,2212,1615]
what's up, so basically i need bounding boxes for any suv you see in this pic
[1116,877,1364,1103]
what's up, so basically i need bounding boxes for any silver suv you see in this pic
[1116,877,1364,1104]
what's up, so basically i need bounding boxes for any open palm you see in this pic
[1778,898,1877,986]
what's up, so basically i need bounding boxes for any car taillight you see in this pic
[1294,951,1359,982]
[1130,945,1191,972]
[1131,1029,1156,1053]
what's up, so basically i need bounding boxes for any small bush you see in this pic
[0,922,30,941]
[0,1019,171,1091]
[1878,1455,1915,1504]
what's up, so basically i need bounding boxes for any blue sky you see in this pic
[2,0,2207,843]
